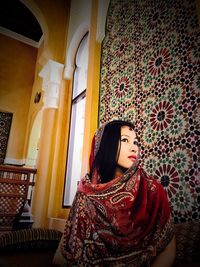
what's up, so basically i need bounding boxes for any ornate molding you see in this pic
[64,23,88,80]
[96,0,110,43]
[39,60,64,109]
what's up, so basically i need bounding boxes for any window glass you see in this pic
[63,94,86,205]
[63,33,89,206]
[73,34,89,99]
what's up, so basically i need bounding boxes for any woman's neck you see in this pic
[114,166,127,178]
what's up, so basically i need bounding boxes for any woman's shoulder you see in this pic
[139,166,165,193]
[139,167,170,211]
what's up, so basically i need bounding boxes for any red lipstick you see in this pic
[128,155,137,161]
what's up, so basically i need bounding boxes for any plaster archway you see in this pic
[20,0,48,46]
[26,110,42,167]
[64,23,89,80]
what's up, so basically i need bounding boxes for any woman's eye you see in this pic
[133,140,138,145]
[121,138,128,143]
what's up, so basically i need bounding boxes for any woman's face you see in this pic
[117,126,139,169]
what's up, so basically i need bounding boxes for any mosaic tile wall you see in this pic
[0,112,13,164]
[99,0,200,223]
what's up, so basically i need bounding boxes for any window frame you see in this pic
[62,33,89,208]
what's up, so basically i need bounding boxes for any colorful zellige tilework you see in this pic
[99,0,200,223]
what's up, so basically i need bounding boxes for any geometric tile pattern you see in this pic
[99,0,200,223]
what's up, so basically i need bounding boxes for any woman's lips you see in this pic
[128,155,137,162]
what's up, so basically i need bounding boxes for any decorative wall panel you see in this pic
[0,112,13,164]
[99,0,200,222]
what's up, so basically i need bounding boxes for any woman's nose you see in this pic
[130,143,138,152]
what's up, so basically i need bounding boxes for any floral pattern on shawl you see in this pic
[61,165,174,266]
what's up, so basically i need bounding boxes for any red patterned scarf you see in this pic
[61,127,174,266]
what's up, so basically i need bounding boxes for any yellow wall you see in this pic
[0,0,102,230]
[31,0,102,229]
[81,0,101,175]
[0,33,37,162]
[24,0,70,158]
[52,0,102,217]
[27,0,71,228]
[34,0,70,63]
[48,0,102,225]
[47,79,72,220]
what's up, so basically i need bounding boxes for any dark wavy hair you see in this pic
[90,120,135,183]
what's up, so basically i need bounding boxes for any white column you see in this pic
[32,60,64,227]
[39,60,64,109]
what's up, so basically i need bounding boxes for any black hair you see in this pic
[90,120,135,183]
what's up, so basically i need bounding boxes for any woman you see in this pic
[54,120,176,266]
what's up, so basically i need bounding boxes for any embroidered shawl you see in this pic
[60,125,174,266]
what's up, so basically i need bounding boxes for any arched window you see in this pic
[63,33,89,206]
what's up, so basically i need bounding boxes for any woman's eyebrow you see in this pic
[121,134,130,137]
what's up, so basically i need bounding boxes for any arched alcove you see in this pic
[26,110,42,167]
[20,0,48,46]
[64,23,89,79]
